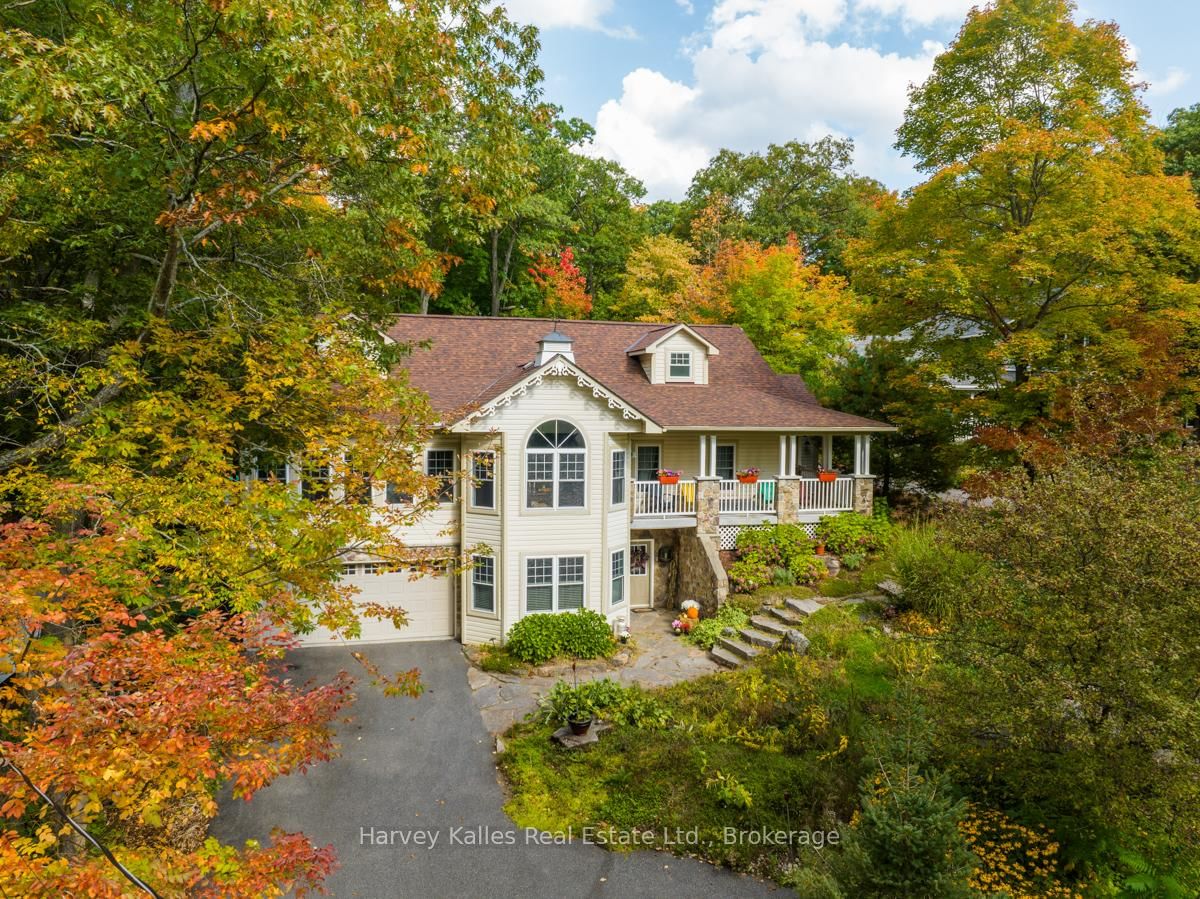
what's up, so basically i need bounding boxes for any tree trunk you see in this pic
[418,288,432,314]
[489,229,503,316]
[489,227,517,316]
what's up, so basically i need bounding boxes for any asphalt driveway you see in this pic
[213,641,778,898]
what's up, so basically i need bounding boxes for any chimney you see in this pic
[536,329,574,366]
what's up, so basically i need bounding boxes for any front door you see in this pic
[629,540,654,609]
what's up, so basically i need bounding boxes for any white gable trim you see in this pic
[449,356,663,433]
[625,324,720,356]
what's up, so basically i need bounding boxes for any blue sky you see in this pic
[501,0,1200,199]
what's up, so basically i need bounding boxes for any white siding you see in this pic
[464,374,641,638]
[632,432,783,480]
[646,330,710,384]
[605,434,631,619]
[374,437,460,547]
[461,434,503,645]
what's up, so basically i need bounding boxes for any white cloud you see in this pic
[591,69,712,199]
[855,0,976,29]
[590,0,953,198]
[1145,66,1189,97]
[497,0,635,38]
[676,0,696,14]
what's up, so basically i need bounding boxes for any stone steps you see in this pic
[738,626,780,649]
[784,596,825,617]
[767,607,808,628]
[749,614,792,637]
[709,645,743,669]
[716,634,761,660]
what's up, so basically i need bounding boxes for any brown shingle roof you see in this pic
[385,315,893,431]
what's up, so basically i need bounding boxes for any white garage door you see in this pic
[298,566,455,645]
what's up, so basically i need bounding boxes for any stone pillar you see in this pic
[695,476,720,536]
[853,476,875,516]
[776,477,800,523]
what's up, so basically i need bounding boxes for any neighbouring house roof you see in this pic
[385,315,894,431]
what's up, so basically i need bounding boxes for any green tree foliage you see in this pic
[933,448,1200,885]
[606,233,698,321]
[849,0,1200,443]
[444,115,646,316]
[1159,102,1200,196]
[681,137,887,275]
[0,0,538,892]
[825,338,975,492]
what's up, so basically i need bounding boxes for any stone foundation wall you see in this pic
[678,530,728,615]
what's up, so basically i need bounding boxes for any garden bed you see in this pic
[498,606,897,882]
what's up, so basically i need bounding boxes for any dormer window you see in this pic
[668,351,692,380]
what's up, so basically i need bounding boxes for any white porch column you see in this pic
[710,435,718,478]
[699,434,707,479]
[778,435,787,478]
[854,435,872,476]
[822,434,833,470]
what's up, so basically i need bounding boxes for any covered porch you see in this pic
[630,431,874,527]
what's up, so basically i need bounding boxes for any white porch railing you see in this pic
[633,480,696,518]
[719,479,777,514]
[797,477,854,513]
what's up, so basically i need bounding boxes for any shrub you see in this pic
[815,511,891,555]
[537,678,670,728]
[887,526,986,622]
[506,610,615,665]
[736,523,812,567]
[686,604,750,650]
[841,550,867,571]
[729,558,771,594]
[790,553,827,585]
[732,523,824,591]
[834,765,974,899]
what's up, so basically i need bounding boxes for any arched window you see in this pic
[526,420,586,508]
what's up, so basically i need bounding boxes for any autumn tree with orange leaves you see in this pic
[848,0,1200,460]
[0,0,538,894]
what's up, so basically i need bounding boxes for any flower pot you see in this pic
[815,542,826,556]
[686,606,699,620]
[568,716,593,736]
[736,474,758,484]
[817,471,838,483]
[658,474,680,485]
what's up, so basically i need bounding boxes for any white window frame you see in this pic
[715,444,736,481]
[254,456,289,483]
[524,555,586,613]
[525,421,586,510]
[426,448,456,504]
[300,462,331,501]
[611,449,626,506]
[667,351,692,380]
[635,444,661,482]
[471,555,496,614]
[470,450,497,511]
[610,549,626,607]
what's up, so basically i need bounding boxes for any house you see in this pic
[301,315,893,646]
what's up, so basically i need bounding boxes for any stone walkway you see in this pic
[468,609,721,736]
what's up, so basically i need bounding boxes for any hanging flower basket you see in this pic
[736,467,760,484]
[817,469,839,483]
[657,469,681,485]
